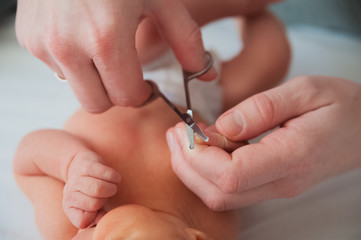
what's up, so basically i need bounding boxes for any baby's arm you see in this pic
[220,11,290,110]
[13,129,121,239]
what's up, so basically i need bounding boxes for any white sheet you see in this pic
[0,15,360,240]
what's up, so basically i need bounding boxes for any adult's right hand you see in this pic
[16,0,214,112]
[167,76,361,210]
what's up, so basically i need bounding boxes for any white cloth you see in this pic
[142,50,223,124]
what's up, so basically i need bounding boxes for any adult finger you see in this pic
[58,59,113,113]
[91,23,152,107]
[45,33,114,112]
[24,39,66,79]
[216,76,334,141]
[167,127,284,210]
[167,127,230,211]
[170,122,300,194]
[148,0,217,81]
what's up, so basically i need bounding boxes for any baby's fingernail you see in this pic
[194,134,207,145]
[166,131,176,153]
[218,111,243,138]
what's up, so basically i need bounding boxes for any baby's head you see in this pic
[93,205,212,240]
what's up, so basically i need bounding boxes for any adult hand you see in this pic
[72,228,95,240]
[16,0,214,112]
[166,76,361,210]
[63,152,121,228]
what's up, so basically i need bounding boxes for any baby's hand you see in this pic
[63,152,121,229]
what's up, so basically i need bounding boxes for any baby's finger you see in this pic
[195,125,248,152]
[80,161,121,184]
[76,176,118,198]
[64,206,97,229]
[64,191,106,212]
[68,192,107,212]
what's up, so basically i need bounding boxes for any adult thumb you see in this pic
[215,76,333,141]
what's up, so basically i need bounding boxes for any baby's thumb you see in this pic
[195,125,247,152]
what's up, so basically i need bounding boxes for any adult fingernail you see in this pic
[218,111,243,138]
[166,131,175,153]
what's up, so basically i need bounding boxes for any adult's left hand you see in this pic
[166,76,361,211]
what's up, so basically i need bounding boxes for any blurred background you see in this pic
[0,0,360,239]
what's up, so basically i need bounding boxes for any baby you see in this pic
[13,6,290,240]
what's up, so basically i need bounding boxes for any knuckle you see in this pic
[172,23,202,51]
[90,31,115,58]
[82,101,111,114]
[87,199,102,212]
[90,181,102,196]
[46,34,72,64]
[292,76,321,97]
[217,168,246,194]
[250,93,276,124]
[186,25,202,47]
[78,161,92,174]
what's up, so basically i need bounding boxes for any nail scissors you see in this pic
[141,51,214,149]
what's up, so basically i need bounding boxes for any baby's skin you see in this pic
[14,100,240,239]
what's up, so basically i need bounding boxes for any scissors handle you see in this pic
[183,51,214,110]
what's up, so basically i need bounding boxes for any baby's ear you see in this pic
[185,228,213,240]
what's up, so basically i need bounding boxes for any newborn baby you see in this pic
[13,10,290,240]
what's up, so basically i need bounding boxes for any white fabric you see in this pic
[142,50,222,123]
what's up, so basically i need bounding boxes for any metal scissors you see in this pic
[141,51,214,149]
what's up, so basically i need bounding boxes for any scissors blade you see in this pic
[183,110,209,149]
[150,81,209,144]
[186,125,195,149]
[186,110,195,149]
[143,81,209,149]
[190,123,209,143]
